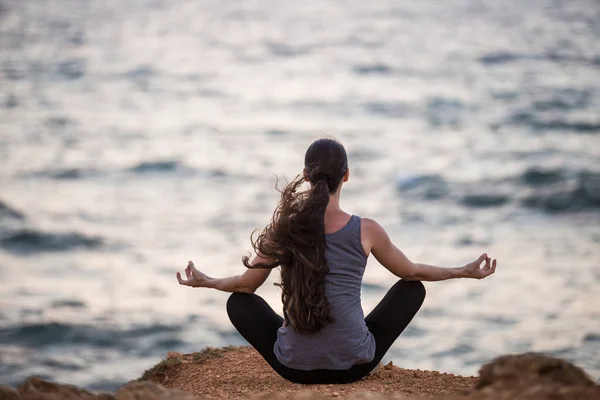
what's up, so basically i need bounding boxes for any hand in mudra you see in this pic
[464,253,497,279]
[176,261,211,287]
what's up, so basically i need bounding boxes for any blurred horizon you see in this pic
[1,0,599,391]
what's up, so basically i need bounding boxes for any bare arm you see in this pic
[362,218,497,281]
[176,254,273,293]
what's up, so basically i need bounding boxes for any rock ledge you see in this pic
[1,347,598,399]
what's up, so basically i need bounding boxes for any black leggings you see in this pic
[226,280,426,384]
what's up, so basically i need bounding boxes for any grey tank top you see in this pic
[273,215,376,370]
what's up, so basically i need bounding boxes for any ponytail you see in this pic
[243,138,348,333]
[242,174,335,333]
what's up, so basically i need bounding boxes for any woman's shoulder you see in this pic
[359,217,382,232]
[359,217,390,245]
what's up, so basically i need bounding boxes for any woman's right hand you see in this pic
[176,261,212,288]
[463,253,497,279]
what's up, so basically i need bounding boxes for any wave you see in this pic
[128,160,191,174]
[528,119,600,134]
[396,170,600,213]
[26,167,100,180]
[520,168,565,186]
[0,319,185,390]
[0,229,103,254]
[364,97,465,125]
[125,65,155,91]
[425,97,465,127]
[26,162,203,180]
[2,61,27,81]
[48,168,98,180]
[455,235,491,247]
[352,63,392,75]
[0,200,25,220]
[479,51,596,66]
[432,343,474,358]
[583,333,600,343]
[364,101,413,119]
[531,88,591,112]
[361,282,385,291]
[45,116,72,127]
[460,194,509,208]
[40,357,85,371]
[0,322,182,349]
[396,174,449,200]
[521,171,600,213]
[403,325,426,337]
[3,93,19,108]
[2,59,86,82]
[50,299,86,309]
[265,129,287,136]
[491,88,593,137]
[265,41,304,57]
[57,59,86,80]
[479,52,529,65]
[0,322,115,348]
[496,110,600,134]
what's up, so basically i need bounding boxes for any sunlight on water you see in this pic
[1,0,599,391]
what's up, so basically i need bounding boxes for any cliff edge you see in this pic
[1,346,598,399]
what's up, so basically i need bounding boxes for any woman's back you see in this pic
[177,138,495,384]
[273,215,376,370]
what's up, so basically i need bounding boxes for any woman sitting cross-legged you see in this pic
[176,138,497,384]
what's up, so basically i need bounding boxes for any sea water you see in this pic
[1,0,599,390]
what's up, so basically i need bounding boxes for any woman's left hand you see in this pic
[176,261,212,288]
[463,253,497,280]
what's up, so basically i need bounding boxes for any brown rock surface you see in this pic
[470,352,600,400]
[141,346,600,399]
[143,346,477,398]
[115,381,196,400]
[3,376,195,400]
[0,385,20,400]
[3,347,599,399]
[16,376,113,400]
[476,352,595,388]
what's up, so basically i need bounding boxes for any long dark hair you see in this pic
[242,138,349,334]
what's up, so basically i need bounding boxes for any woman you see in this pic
[176,138,497,384]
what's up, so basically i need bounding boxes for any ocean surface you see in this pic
[1,0,600,391]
